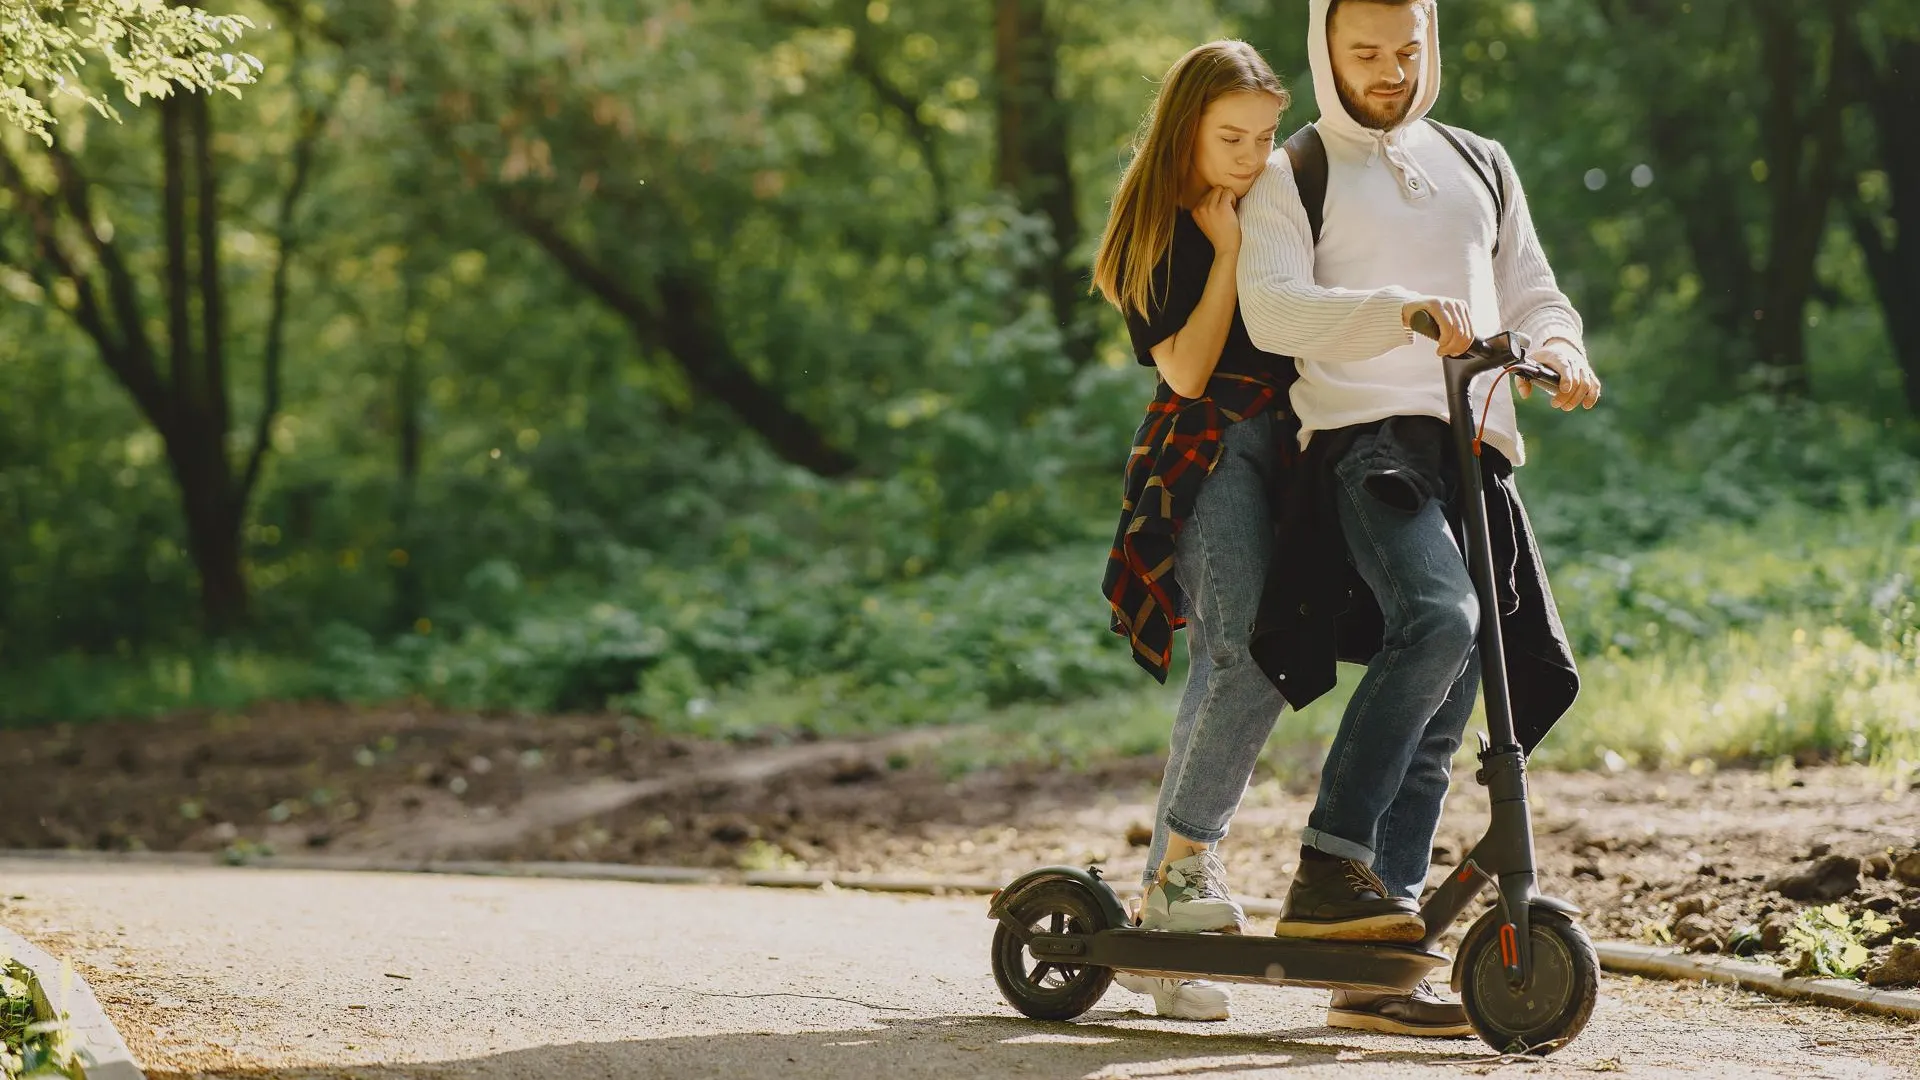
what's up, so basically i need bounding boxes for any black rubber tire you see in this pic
[990,879,1114,1021]
[1459,905,1600,1055]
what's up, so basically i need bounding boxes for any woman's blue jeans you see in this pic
[1142,412,1290,886]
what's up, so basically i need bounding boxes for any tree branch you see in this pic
[1797,9,1855,221]
[42,140,163,381]
[765,0,949,226]
[492,191,665,325]
[0,145,170,427]
[161,95,195,411]
[843,22,949,226]
[241,47,337,508]
[1760,7,1808,211]
[192,93,228,443]
[1846,199,1895,287]
[495,192,856,476]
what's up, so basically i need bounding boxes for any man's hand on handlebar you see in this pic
[1402,297,1473,359]
[1520,340,1602,411]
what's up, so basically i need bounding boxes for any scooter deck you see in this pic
[1027,927,1450,993]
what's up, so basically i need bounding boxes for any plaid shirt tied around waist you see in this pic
[1102,369,1292,681]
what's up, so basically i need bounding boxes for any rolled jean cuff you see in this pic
[1163,811,1230,846]
[1300,827,1374,867]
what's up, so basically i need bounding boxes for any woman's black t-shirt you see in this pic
[1123,210,1292,391]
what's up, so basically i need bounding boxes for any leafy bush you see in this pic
[1784,905,1893,980]
[0,958,81,1080]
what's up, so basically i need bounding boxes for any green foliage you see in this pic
[10,431,1917,789]
[0,651,312,726]
[1784,904,1893,980]
[0,958,81,1080]
[0,0,261,142]
[301,543,1142,737]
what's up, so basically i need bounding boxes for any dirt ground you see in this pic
[4,703,1918,984]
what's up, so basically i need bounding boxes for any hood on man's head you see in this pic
[1308,0,1442,142]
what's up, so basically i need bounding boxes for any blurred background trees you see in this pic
[1,0,1914,768]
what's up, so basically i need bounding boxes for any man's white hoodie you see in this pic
[1236,0,1585,465]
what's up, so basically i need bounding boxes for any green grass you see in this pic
[0,651,317,728]
[919,608,1920,785]
[1542,620,1920,770]
[932,501,1920,777]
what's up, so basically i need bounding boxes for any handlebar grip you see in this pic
[1409,309,1441,340]
[1507,361,1561,391]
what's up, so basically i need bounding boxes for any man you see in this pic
[1235,0,1601,1038]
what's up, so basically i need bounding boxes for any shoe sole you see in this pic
[1271,914,1426,943]
[1136,914,1244,933]
[1327,1009,1474,1038]
[1112,974,1232,1022]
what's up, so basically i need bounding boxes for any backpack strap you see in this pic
[1286,119,1507,255]
[1281,122,1328,245]
[1425,118,1506,256]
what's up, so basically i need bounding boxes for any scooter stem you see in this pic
[1441,350,1521,752]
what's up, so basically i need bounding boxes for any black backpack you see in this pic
[1282,118,1507,255]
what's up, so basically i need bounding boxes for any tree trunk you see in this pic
[1750,2,1853,395]
[391,269,426,631]
[167,431,248,636]
[1876,262,1920,417]
[994,0,1092,366]
[161,92,252,634]
[1851,32,1920,416]
[1643,107,1757,349]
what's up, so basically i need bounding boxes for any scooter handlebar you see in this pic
[1407,310,1561,392]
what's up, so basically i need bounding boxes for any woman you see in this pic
[1092,39,1297,1022]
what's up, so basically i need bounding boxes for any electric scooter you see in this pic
[987,318,1601,1055]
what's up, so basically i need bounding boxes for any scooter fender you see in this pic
[1450,893,1584,993]
[988,865,1130,934]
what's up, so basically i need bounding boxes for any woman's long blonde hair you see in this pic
[1092,41,1288,321]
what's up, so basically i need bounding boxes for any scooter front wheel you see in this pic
[990,879,1114,1021]
[1458,906,1599,1055]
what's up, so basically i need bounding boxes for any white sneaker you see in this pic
[1112,972,1233,1021]
[1141,851,1247,933]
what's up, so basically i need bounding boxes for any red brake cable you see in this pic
[1472,367,1520,457]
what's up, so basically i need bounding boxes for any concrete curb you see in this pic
[1595,942,1920,1023]
[8,851,1918,1023]
[0,848,1011,893]
[1,925,145,1080]
[0,849,1275,905]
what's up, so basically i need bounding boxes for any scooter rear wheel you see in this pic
[1458,906,1599,1055]
[990,879,1114,1021]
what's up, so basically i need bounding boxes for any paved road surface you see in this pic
[1,859,1915,1078]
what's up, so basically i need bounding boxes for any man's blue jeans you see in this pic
[1300,425,1482,900]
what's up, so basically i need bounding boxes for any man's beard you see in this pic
[1337,74,1417,131]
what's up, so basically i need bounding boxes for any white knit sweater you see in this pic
[1235,0,1586,466]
